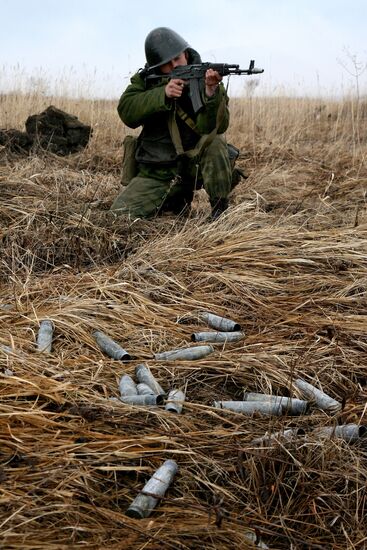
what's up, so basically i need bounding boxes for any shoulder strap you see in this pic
[168,108,185,156]
[175,104,200,134]
[168,98,226,159]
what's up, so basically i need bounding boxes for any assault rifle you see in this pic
[146,60,264,113]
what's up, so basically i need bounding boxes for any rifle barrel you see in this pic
[145,60,264,80]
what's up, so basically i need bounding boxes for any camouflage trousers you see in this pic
[110,135,232,218]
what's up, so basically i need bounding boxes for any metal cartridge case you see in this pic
[245,531,269,549]
[293,378,342,413]
[1,345,16,355]
[37,320,54,353]
[243,393,309,415]
[135,364,165,395]
[119,374,138,397]
[120,394,164,406]
[198,311,241,331]
[137,383,156,396]
[313,423,367,442]
[155,345,214,361]
[126,459,178,519]
[165,389,185,414]
[213,400,284,416]
[251,428,305,446]
[191,331,244,343]
[92,330,131,361]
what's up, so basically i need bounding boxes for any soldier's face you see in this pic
[159,52,188,74]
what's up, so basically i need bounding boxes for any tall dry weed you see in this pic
[0,85,366,549]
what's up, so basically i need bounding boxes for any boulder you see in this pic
[0,129,33,153]
[25,105,92,155]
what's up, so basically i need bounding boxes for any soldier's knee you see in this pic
[110,175,168,219]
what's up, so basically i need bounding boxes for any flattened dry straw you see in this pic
[1,93,367,549]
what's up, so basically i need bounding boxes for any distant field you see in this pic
[0,88,366,549]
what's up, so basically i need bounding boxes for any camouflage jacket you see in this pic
[117,48,230,165]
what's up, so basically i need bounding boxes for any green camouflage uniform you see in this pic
[111,48,232,218]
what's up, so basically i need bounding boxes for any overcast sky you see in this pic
[1,0,366,98]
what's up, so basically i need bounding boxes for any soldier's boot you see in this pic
[161,181,194,217]
[231,167,247,190]
[210,198,229,220]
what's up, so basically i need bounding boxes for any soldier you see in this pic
[111,27,233,220]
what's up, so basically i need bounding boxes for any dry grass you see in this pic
[1,88,367,549]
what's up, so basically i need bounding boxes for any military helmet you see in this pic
[145,27,189,69]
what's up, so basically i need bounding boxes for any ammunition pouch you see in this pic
[227,143,247,190]
[121,135,138,185]
[227,143,240,169]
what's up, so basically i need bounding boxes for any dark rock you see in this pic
[0,129,33,153]
[0,106,92,156]
[25,105,92,155]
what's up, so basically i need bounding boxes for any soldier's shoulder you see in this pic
[129,70,146,86]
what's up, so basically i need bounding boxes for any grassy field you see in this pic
[0,88,367,549]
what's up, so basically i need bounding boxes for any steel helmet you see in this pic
[145,27,189,69]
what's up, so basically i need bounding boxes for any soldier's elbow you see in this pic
[117,108,140,129]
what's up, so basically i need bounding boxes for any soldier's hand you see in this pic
[165,79,186,99]
[205,69,222,97]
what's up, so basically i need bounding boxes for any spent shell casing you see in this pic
[120,394,164,406]
[137,383,156,396]
[126,459,178,519]
[245,531,269,549]
[293,378,342,413]
[213,400,284,416]
[198,311,241,331]
[243,393,309,415]
[92,330,131,361]
[191,331,244,343]
[37,320,54,353]
[119,374,138,397]
[135,364,165,395]
[313,423,367,442]
[4,368,14,376]
[251,428,305,446]
[155,345,214,361]
[1,345,16,355]
[165,389,185,414]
